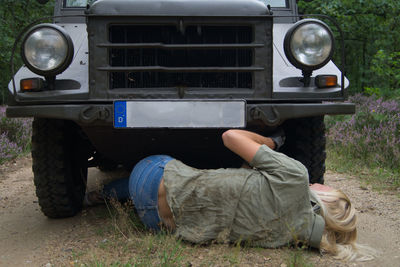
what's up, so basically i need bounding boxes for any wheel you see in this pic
[281,116,326,184]
[31,118,89,218]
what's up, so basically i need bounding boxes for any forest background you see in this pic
[0,0,399,189]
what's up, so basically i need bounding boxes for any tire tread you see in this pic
[32,118,87,218]
[282,116,326,184]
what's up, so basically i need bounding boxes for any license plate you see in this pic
[114,100,246,128]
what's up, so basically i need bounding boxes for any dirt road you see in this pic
[0,156,399,266]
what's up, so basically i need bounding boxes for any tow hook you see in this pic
[80,106,110,123]
[250,106,280,126]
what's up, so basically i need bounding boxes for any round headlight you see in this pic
[284,19,334,71]
[21,24,73,76]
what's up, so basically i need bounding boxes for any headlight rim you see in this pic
[21,23,74,77]
[284,19,335,72]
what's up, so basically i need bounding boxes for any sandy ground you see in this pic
[0,156,399,266]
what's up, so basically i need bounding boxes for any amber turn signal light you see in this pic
[315,75,337,88]
[20,78,44,92]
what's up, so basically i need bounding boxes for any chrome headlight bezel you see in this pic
[21,23,74,77]
[284,19,335,71]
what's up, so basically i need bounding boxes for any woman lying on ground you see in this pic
[85,129,375,261]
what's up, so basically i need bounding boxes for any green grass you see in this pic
[75,199,188,266]
[72,200,316,267]
[285,249,314,267]
[79,232,187,267]
[74,224,315,267]
[326,147,400,193]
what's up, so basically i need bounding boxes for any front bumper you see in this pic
[6,102,355,127]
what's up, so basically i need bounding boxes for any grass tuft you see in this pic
[326,148,400,192]
[285,248,314,267]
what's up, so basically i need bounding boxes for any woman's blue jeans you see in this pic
[102,155,174,230]
[103,177,130,201]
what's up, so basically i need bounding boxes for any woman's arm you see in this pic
[222,129,276,163]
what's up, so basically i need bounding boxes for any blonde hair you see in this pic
[310,188,376,261]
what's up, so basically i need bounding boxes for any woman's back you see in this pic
[163,145,324,248]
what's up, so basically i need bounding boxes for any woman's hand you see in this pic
[222,129,275,163]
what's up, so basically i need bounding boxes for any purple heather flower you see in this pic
[1,106,33,163]
[327,95,400,171]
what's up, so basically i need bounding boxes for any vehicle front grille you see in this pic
[106,25,256,89]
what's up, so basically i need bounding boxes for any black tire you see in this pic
[281,116,326,184]
[32,118,89,218]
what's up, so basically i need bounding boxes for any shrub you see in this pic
[0,132,22,163]
[0,106,32,163]
[326,94,400,172]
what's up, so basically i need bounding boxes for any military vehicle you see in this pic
[7,0,355,218]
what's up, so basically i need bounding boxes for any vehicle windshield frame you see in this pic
[63,0,93,8]
[63,0,289,8]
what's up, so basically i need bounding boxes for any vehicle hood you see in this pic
[89,0,269,16]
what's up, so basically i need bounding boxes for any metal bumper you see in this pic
[6,102,355,127]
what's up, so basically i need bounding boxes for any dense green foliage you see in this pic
[298,0,400,98]
[0,0,54,104]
